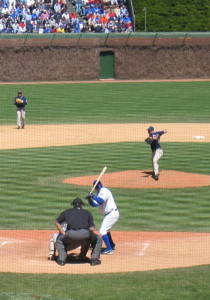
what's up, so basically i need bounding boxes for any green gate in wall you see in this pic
[99,51,115,79]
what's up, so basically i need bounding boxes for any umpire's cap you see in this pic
[71,198,84,206]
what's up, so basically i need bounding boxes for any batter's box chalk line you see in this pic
[124,241,151,256]
[0,239,23,247]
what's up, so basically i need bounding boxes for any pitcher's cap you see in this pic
[147,126,154,131]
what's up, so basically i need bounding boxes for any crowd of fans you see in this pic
[0,0,133,33]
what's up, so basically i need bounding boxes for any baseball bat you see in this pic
[89,166,107,195]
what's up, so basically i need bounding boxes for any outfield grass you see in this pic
[1,81,210,300]
[1,81,210,125]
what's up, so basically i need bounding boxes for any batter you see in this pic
[87,181,120,254]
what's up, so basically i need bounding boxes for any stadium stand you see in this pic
[0,0,133,33]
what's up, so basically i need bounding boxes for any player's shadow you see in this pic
[55,253,91,265]
[142,171,153,177]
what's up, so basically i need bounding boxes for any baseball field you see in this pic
[0,80,210,299]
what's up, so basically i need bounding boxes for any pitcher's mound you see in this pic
[63,170,210,189]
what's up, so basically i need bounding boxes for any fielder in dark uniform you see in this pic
[55,198,102,266]
[13,90,28,129]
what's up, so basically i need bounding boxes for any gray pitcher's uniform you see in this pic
[13,90,28,129]
[146,126,167,180]
[55,198,102,266]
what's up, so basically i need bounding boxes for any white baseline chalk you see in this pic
[0,241,8,247]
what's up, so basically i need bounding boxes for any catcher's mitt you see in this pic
[145,137,153,145]
[16,98,23,104]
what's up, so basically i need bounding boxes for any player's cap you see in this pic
[18,90,22,94]
[71,198,84,206]
[147,126,154,131]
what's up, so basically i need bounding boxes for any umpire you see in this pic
[55,198,102,266]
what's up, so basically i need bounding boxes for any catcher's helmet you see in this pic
[93,180,103,190]
[18,90,22,94]
[71,198,84,207]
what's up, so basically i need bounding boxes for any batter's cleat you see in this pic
[90,259,101,266]
[112,244,117,250]
[101,249,114,255]
[17,126,21,129]
[22,125,25,129]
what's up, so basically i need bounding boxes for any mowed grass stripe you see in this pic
[1,142,210,231]
[1,81,210,124]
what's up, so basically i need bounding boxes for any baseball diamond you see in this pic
[0,117,210,274]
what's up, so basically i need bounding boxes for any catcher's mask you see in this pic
[18,90,22,95]
[71,198,84,207]
[93,180,103,190]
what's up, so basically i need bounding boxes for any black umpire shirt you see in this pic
[56,207,95,230]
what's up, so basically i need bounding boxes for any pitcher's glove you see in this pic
[145,137,153,145]
[16,98,23,104]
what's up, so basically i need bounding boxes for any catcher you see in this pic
[145,126,167,181]
[13,90,28,129]
[48,222,67,261]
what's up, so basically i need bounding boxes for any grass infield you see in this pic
[0,81,210,299]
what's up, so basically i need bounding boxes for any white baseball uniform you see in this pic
[96,187,120,236]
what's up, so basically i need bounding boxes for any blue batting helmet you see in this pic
[93,180,103,190]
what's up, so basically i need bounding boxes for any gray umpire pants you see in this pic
[56,229,102,262]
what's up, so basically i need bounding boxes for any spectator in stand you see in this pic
[75,0,82,14]
[80,0,86,15]
[54,2,60,13]
[64,22,71,32]
[100,13,108,24]
[44,23,51,32]
[12,19,19,32]
[70,11,77,22]
[113,4,120,18]
[110,0,118,6]
[44,0,51,10]
[26,20,34,31]
[41,9,49,20]
[51,24,57,32]
[0,0,132,33]
[18,19,26,32]
[120,4,128,16]
[38,23,44,33]
[94,20,102,32]
[57,24,65,32]
[122,13,131,23]
[1,4,9,16]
